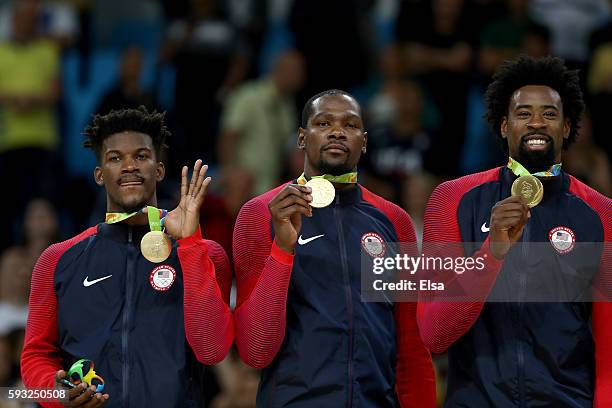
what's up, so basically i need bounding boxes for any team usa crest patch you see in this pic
[361,232,386,258]
[149,265,176,291]
[548,226,576,254]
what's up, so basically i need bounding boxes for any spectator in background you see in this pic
[20,198,59,259]
[586,16,612,159]
[289,0,374,104]
[210,348,258,408]
[218,50,305,196]
[96,47,158,115]
[0,248,31,334]
[564,113,612,197]
[0,0,61,251]
[161,0,248,165]
[362,80,438,203]
[395,0,476,176]
[478,0,549,78]
[0,0,79,48]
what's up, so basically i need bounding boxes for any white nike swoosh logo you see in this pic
[297,234,325,245]
[83,275,113,287]
[481,222,490,233]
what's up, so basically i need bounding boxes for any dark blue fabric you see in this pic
[258,186,401,407]
[54,223,203,408]
[446,168,603,408]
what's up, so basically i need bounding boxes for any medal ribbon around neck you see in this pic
[296,172,358,185]
[507,157,562,178]
[105,207,168,227]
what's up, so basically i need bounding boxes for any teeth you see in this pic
[526,139,547,145]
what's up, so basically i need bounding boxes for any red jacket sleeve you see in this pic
[232,194,294,369]
[361,187,436,407]
[178,227,233,365]
[569,177,612,407]
[417,176,503,354]
[21,228,97,408]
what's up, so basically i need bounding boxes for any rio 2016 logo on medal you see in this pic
[361,232,386,258]
[548,226,576,254]
[149,265,176,291]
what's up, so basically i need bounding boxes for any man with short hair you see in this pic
[418,56,611,407]
[232,90,436,407]
[21,107,233,407]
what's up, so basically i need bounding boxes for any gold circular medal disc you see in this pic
[511,175,543,208]
[305,178,336,208]
[141,231,172,263]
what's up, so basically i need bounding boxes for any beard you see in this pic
[316,159,354,176]
[516,139,556,173]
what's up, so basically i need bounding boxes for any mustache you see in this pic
[321,142,349,152]
[118,174,145,184]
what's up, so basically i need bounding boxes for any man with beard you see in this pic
[418,56,611,406]
[21,107,233,407]
[231,90,436,407]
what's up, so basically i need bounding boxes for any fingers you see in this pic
[269,185,313,220]
[180,165,188,198]
[67,383,96,406]
[81,390,109,407]
[269,184,312,208]
[490,198,530,231]
[191,164,209,198]
[188,159,203,196]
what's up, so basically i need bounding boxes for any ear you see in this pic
[94,167,104,186]
[563,118,570,140]
[500,117,508,139]
[297,127,306,150]
[156,161,165,182]
[362,131,368,153]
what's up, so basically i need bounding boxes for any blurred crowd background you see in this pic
[0,0,611,406]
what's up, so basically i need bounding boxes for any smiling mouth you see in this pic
[522,136,551,147]
[118,178,144,186]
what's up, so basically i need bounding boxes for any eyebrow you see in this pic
[104,147,152,156]
[514,104,560,111]
[311,112,362,120]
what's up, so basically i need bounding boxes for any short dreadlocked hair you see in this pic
[84,106,170,161]
[301,89,361,128]
[485,55,584,152]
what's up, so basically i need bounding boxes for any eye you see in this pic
[137,154,147,160]
[318,121,329,127]
[346,123,357,128]
[517,111,530,118]
[109,156,120,162]
[544,111,557,118]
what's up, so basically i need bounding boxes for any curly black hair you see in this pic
[301,89,361,128]
[84,106,170,161]
[485,55,584,152]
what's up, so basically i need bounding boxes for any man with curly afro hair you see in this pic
[21,107,234,407]
[417,56,611,407]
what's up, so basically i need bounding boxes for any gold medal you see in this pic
[140,231,172,263]
[511,175,543,208]
[305,178,336,208]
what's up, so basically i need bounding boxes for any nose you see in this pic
[328,123,347,140]
[527,113,546,130]
[121,156,138,172]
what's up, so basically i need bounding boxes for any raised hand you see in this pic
[163,160,211,239]
[269,184,313,254]
[488,195,530,259]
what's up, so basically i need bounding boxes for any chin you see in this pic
[317,160,354,176]
[516,145,556,173]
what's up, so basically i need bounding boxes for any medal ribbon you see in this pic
[296,172,358,185]
[507,157,562,178]
[105,207,168,229]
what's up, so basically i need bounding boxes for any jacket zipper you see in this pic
[123,226,135,407]
[334,195,353,408]
[517,222,530,408]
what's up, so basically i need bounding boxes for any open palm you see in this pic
[164,160,211,239]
